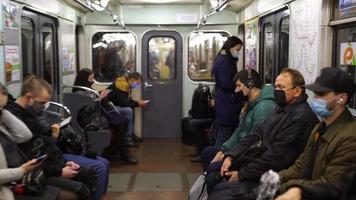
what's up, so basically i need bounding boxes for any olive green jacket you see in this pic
[278,109,356,192]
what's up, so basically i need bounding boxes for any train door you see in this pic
[259,9,290,84]
[21,9,59,100]
[141,30,183,138]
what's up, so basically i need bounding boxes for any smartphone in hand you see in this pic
[35,154,48,163]
[143,100,151,103]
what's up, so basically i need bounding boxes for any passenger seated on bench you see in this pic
[5,75,104,200]
[73,68,138,165]
[107,72,148,147]
[0,82,82,200]
[207,68,319,200]
[276,67,356,200]
[201,69,276,173]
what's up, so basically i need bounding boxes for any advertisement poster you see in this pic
[5,45,21,83]
[340,42,356,66]
[245,18,258,69]
[62,48,75,75]
[339,0,356,11]
[2,2,18,29]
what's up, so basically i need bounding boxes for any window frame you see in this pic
[90,30,138,84]
[187,31,231,82]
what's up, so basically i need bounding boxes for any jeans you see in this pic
[63,154,110,200]
[208,180,259,200]
[117,107,134,142]
[189,118,214,154]
[201,146,220,172]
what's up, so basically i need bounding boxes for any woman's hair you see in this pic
[73,68,93,92]
[219,36,243,59]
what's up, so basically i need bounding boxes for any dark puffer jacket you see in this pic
[225,94,319,181]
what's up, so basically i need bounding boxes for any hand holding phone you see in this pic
[35,154,48,163]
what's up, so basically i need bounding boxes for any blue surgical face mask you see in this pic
[130,82,141,90]
[231,50,240,59]
[310,97,337,118]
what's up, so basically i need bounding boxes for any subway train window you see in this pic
[279,17,289,73]
[92,32,136,82]
[42,25,55,85]
[263,23,273,84]
[148,37,176,80]
[188,32,229,81]
[334,0,356,20]
[21,18,35,77]
[334,25,356,109]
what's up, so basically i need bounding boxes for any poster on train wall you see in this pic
[4,45,21,84]
[339,0,356,11]
[340,42,356,66]
[290,0,321,84]
[245,18,258,70]
[62,48,75,75]
[2,2,18,30]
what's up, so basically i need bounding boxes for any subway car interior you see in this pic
[0,0,356,199]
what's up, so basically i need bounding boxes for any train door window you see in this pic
[259,9,289,84]
[188,32,229,81]
[263,23,273,83]
[21,17,35,77]
[148,37,176,81]
[334,0,356,20]
[333,25,356,109]
[92,32,136,82]
[76,25,85,72]
[279,17,290,73]
[42,25,54,84]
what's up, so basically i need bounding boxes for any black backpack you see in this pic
[191,84,212,119]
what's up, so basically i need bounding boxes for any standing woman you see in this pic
[211,36,243,146]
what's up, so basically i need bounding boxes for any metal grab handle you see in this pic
[144,82,153,88]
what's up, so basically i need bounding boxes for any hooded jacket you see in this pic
[220,85,276,152]
[225,94,319,182]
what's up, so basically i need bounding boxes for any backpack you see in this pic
[181,117,194,145]
[191,84,212,119]
[189,172,208,200]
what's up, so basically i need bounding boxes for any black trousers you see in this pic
[189,118,214,154]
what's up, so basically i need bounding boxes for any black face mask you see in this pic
[27,101,46,116]
[274,90,287,107]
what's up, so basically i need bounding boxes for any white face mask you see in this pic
[231,50,240,59]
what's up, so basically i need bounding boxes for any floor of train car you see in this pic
[105,138,201,200]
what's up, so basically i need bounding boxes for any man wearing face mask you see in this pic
[207,68,319,200]
[106,72,147,162]
[201,69,276,173]
[276,67,356,200]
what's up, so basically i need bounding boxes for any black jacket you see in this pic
[107,76,139,108]
[225,94,319,181]
[5,101,65,177]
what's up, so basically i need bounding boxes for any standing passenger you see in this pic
[211,36,244,146]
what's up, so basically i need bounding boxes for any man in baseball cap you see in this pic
[276,67,356,200]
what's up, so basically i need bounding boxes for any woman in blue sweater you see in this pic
[211,36,243,146]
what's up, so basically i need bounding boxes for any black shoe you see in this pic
[191,155,202,163]
[189,152,200,157]
[133,135,143,143]
[126,140,139,147]
[121,154,138,165]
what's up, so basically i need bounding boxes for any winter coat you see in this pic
[5,101,65,177]
[220,85,276,152]
[212,54,243,126]
[107,76,139,108]
[0,110,32,200]
[225,94,319,181]
[278,109,356,193]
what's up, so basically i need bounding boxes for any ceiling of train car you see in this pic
[110,0,253,11]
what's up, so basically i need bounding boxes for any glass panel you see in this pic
[279,17,289,73]
[263,23,273,84]
[21,17,35,77]
[335,26,356,109]
[92,32,136,82]
[334,0,356,20]
[42,25,54,84]
[188,32,229,81]
[148,37,176,80]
